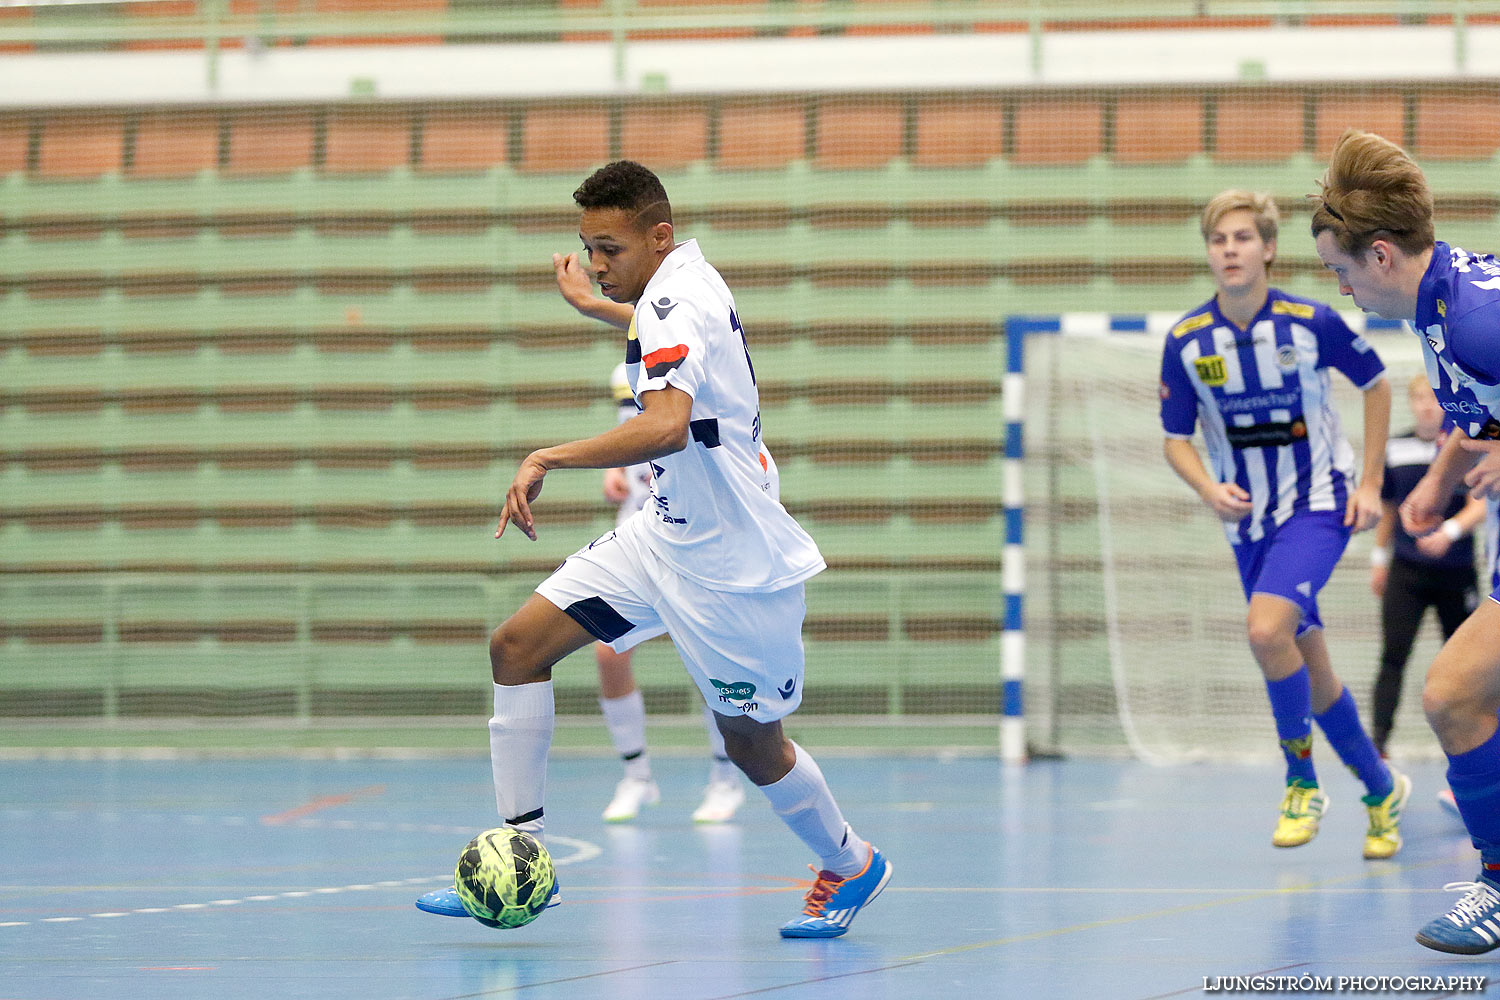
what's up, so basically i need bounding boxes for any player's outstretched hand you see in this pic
[1459,437,1500,499]
[498,453,549,541]
[553,253,597,314]
[1202,481,1253,522]
[1400,472,1448,537]
[1344,483,1382,534]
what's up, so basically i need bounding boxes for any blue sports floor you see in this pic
[0,754,1492,1000]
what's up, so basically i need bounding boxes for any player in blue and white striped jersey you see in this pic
[1162,189,1405,860]
[1312,129,1500,955]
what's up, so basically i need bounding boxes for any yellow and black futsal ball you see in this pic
[453,827,555,929]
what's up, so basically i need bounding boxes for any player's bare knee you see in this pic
[716,718,794,786]
[1423,670,1484,740]
[1245,615,1292,662]
[488,622,548,686]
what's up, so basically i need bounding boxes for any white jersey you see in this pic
[625,239,824,593]
[610,362,653,521]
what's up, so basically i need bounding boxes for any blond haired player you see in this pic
[1161,189,1405,858]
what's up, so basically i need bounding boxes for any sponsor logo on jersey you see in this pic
[1193,354,1228,387]
[651,297,678,320]
[1171,312,1213,338]
[1275,345,1299,372]
[1225,418,1306,449]
[642,343,689,379]
[1271,299,1316,319]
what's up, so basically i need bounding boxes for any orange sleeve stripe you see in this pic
[641,344,689,368]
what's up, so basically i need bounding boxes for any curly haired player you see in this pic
[418,161,890,938]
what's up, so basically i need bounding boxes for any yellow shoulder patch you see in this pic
[1271,299,1316,319]
[1171,313,1213,338]
[627,313,638,340]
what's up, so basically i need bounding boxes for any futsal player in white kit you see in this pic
[418,160,891,938]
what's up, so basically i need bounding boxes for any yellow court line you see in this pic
[899,855,1462,961]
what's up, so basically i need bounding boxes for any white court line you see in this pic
[1,834,600,928]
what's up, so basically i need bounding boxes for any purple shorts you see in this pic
[1232,509,1351,637]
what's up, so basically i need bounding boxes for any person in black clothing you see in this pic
[1370,374,1486,755]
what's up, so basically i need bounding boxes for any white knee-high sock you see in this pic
[758,741,869,876]
[599,690,651,780]
[490,680,554,838]
[702,705,738,785]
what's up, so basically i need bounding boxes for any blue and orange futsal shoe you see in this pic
[416,879,560,918]
[779,845,891,939]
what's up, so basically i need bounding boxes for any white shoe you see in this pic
[691,779,745,824]
[603,776,660,823]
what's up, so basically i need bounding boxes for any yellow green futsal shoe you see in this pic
[1272,781,1327,848]
[1362,769,1410,860]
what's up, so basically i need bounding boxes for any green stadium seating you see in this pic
[7,82,1500,718]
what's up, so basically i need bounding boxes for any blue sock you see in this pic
[1265,667,1317,786]
[1313,687,1393,801]
[1446,719,1500,876]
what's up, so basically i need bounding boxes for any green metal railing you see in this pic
[0,2,1496,89]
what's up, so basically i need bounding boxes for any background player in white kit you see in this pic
[594,359,745,823]
[419,160,891,938]
[553,258,745,825]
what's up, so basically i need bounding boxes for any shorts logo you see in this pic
[1275,345,1299,372]
[778,677,796,699]
[711,679,755,700]
[711,679,757,713]
[1193,355,1228,387]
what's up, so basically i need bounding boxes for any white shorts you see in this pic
[535,512,806,723]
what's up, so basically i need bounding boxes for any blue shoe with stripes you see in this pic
[416,879,560,918]
[779,845,890,939]
[1416,874,1500,954]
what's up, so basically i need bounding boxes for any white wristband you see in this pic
[1443,518,1465,542]
[1370,547,1392,568]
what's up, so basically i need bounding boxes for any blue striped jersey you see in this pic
[1159,289,1386,544]
[1412,242,1500,441]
